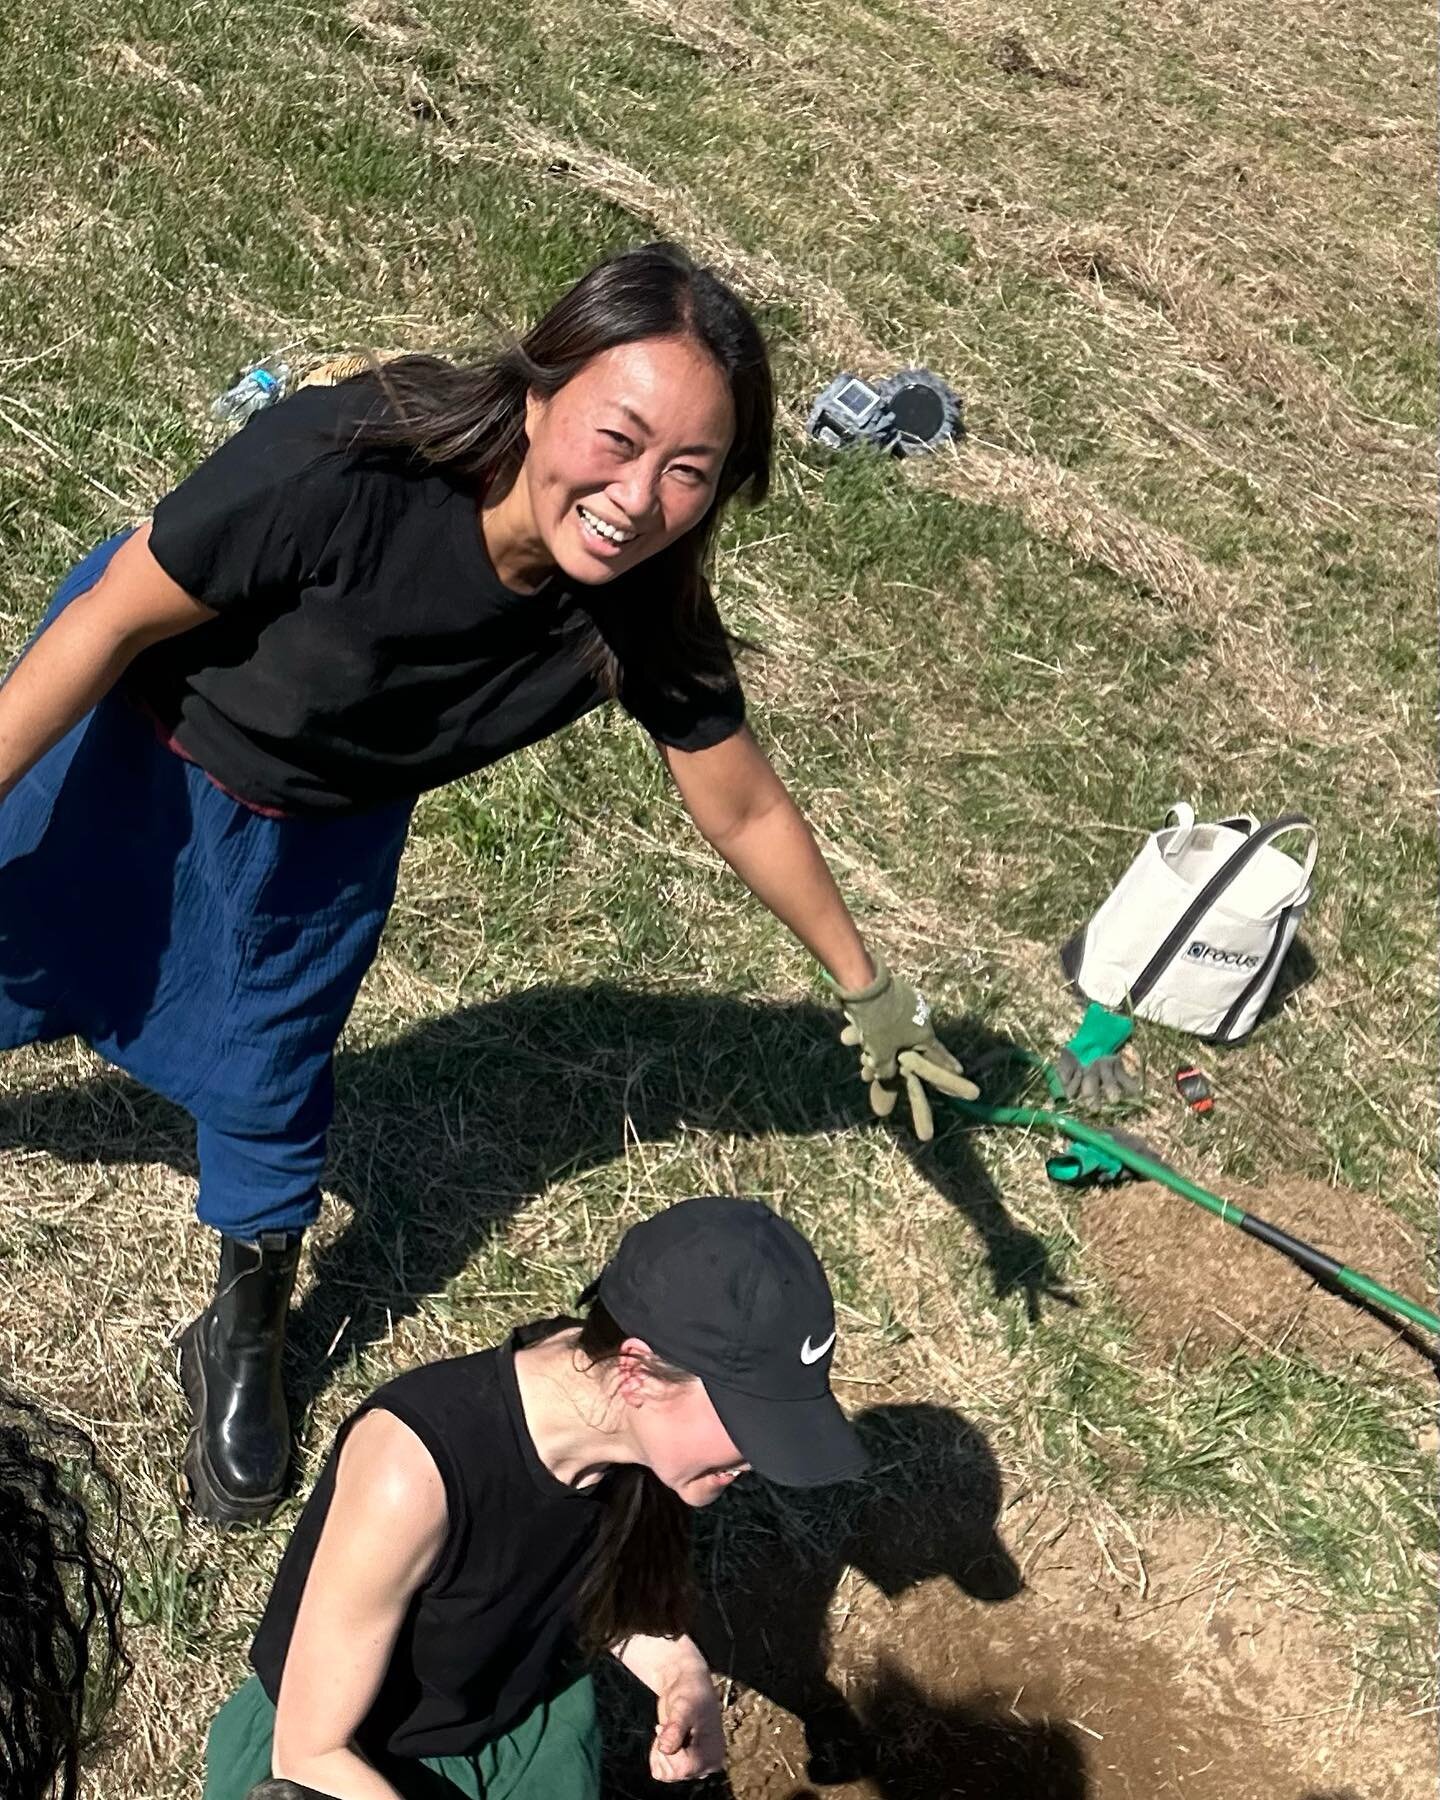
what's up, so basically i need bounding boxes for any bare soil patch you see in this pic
[1078,1176,1435,1374]
[607,1506,1431,1799]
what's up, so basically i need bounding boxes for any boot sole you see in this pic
[177,1319,284,1528]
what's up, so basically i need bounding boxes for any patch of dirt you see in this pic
[607,1506,1431,1800]
[989,31,1085,88]
[1078,1176,1436,1374]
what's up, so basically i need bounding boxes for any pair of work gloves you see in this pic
[1049,1001,1150,1186]
[836,968,1142,1143]
[835,959,977,1141]
[1054,1001,1142,1108]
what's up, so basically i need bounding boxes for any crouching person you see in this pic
[207,1196,867,1800]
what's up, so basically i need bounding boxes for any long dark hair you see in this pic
[569,1301,696,1657]
[0,1389,128,1800]
[352,241,774,701]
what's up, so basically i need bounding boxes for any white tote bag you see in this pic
[1061,805,1318,1042]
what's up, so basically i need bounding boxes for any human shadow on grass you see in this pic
[0,983,1074,1423]
[695,1400,1024,1787]
[294,986,1073,1403]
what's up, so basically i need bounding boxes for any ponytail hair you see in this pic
[570,1302,696,1657]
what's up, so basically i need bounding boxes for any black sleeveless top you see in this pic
[250,1321,605,1757]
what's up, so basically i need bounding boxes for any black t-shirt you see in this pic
[250,1321,604,1758]
[132,384,745,815]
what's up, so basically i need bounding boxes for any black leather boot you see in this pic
[178,1229,302,1526]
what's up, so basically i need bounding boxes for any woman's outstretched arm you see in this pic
[660,726,979,1138]
[660,727,876,990]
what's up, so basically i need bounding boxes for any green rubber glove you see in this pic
[1056,1002,1142,1109]
[836,958,979,1141]
[1046,1127,1165,1188]
[1046,1140,1126,1186]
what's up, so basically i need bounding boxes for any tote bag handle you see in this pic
[1130,813,1315,1005]
[1265,817,1319,890]
[1158,802,1196,860]
[1158,804,1259,866]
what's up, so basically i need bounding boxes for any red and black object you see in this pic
[1174,1066,1214,1116]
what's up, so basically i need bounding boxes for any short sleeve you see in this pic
[621,670,747,751]
[148,387,363,612]
[606,571,748,750]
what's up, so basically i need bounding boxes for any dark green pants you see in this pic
[203,1672,602,1800]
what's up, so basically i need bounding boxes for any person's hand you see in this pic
[837,958,979,1141]
[650,1665,726,1782]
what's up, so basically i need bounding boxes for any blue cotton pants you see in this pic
[0,535,414,1236]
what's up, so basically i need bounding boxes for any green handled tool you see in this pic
[953,1048,1440,1339]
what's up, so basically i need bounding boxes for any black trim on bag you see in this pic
[1059,928,1086,988]
[1127,813,1312,1007]
[1213,902,1297,1042]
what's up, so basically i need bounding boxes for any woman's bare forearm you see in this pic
[712,792,876,990]
[661,729,876,992]
[0,526,213,800]
[0,600,148,799]
[612,1630,710,1693]
[271,1744,403,1800]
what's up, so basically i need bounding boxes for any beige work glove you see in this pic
[836,959,979,1141]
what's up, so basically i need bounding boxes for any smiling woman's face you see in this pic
[519,334,736,586]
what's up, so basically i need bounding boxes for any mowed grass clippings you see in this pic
[0,0,1434,1792]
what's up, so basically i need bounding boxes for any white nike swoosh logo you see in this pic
[800,1331,836,1364]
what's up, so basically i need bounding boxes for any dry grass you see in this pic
[498,115,1240,615]
[0,0,1434,1792]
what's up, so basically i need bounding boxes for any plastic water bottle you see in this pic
[211,358,292,425]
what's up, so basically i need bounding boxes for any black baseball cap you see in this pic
[581,1195,868,1488]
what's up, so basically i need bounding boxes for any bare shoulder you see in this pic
[324,1407,448,1584]
[336,1406,446,1509]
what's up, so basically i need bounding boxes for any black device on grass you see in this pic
[806,368,963,457]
